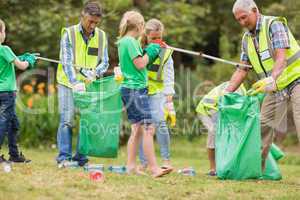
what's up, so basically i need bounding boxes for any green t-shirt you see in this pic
[117,36,147,89]
[0,45,17,91]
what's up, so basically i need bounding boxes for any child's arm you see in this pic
[14,58,29,70]
[133,43,161,69]
[133,55,149,69]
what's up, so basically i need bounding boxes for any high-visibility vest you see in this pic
[147,48,173,95]
[244,16,300,90]
[196,82,247,116]
[56,24,107,88]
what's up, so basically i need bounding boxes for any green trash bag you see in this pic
[216,93,262,180]
[73,76,122,158]
[270,143,285,161]
[262,152,282,180]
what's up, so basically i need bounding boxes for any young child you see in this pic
[138,19,175,171]
[116,11,172,177]
[0,19,36,163]
[196,82,246,176]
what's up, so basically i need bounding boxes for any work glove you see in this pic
[113,66,124,83]
[152,39,167,48]
[72,82,86,92]
[251,76,277,95]
[164,101,176,127]
[18,53,37,69]
[144,43,161,65]
[79,68,96,83]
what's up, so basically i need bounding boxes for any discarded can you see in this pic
[89,170,105,182]
[177,167,196,176]
[84,164,104,172]
[108,165,127,174]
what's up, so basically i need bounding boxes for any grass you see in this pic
[0,137,300,200]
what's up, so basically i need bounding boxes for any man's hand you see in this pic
[252,76,277,94]
[73,82,86,92]
[79,68,96,83]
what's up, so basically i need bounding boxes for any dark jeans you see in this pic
[0,91,20,157]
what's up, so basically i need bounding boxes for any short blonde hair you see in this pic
[232,0,258,14]
[145,18,164,35]
[119,11,144,37]
[0,19,5,43]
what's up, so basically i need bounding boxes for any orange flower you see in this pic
[37,82,46,89]
[23,84,33,94]
[27,97,33,108]
[48,84,56,94]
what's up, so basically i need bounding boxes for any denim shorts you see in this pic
[121,87,153,124]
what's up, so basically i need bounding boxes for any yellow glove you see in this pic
[164,102,176,127]
[114,66,124,84]
[251,77,277,95]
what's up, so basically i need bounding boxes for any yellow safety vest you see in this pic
[196,82,247,116]
[245,16,300,90]
[147,48,173,95]
[56,24,107,88]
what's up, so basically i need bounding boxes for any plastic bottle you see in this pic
[108,165,127,174]
[177,167,196,176]
[84,164,104,172]
[58,161,79,169]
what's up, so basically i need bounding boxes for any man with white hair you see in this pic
[226,0,300,169]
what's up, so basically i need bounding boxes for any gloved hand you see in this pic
[79,68,96,83]
[144,43,161,65]
[18,53,37,69]
[73,82,86,92]
[251,76,277,94]
[152,39,167,48]
[164,101,176,127]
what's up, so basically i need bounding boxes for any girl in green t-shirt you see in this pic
[117,11,172,177]
[0,19,36,163]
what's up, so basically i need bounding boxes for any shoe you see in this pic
[9,152,31,163]
[72,157,88,167]
[207,170,217,176]
[0,154,7,163]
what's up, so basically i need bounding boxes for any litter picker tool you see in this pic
[166,45,252,69]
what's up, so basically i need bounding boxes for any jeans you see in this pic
[0,92,20,157]
[56,84,87,164]
[138,93,171,165]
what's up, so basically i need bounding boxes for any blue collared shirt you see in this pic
[60,24,109,84]
[240,15,290,64]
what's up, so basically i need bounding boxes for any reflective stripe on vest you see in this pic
[196,82,247,116]
[147,48,173,95]
[148,48,173,82]
[56,24,106,88]
[246,16,300,90]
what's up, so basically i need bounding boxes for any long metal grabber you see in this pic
[34,54,96,80]
[35,55,84,69]
[166,45,252,68]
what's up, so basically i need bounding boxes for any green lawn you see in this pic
[0,137,300,200]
